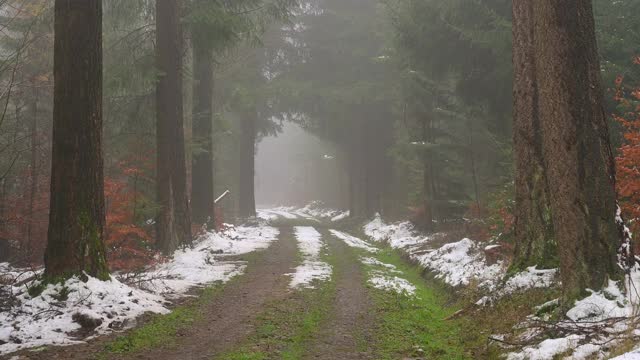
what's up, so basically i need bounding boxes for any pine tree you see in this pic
[155,0,192,254]
[512,0,623,303]
[44,0,108,280]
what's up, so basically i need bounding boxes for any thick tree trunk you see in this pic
[156,0,192,254]
[513,0,623,302]
[512,1,556,271]
[238,111,257,218]
[191,35,214,227]
[45,0,108,280]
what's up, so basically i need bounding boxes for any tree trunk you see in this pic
[191,34,214,227]
[513,0,623,302]
[156,0,192,254]
[238,111,257,218]
[27,80,38,258]
[512,1,556,271]
[422,116,435,232]
[45,0,108,280]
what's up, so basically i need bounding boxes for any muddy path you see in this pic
[303,230,375,360]
[112,227,298,360]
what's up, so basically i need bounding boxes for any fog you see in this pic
[255,122,346,209]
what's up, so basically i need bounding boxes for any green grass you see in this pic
[219,249,337,360]
[97,282,228,358]
[365,248,471,360]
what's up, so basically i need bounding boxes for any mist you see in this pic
[1,0,640,359]
[255,122,345,209]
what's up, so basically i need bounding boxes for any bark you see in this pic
[156,0,192,254]
[512,1,556,271]
[238,111,257,218]
[513,0,623,302]
[191,35,214,227]
[45,0,108,280]
[422,115,435,232]
[27,80,38,256]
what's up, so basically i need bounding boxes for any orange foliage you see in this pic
[614,58,640,248]
[104,159,157,272]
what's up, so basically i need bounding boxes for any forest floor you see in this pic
[1,213,485,360]
[6,206,640,359]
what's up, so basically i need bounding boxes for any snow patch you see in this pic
[329,230,378,253]
[368,273,416,295]
[139,225,279,296]
[0,274,169,355]
[359,257,415,295]
[288,227,332,289]
[507,335,582,360]
[417,238,503,288]
[364,213,426,250]
[256,202,348,223]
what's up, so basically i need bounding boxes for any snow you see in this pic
[0,274,169,355]
[330,211,349,222]
[288,226,332,289]
[566,281,629,322]
[364,215,556,295]
[507,335,582,360]
[506,272,640,360]
[329,229,379,253]
[364,213,640,359]
[366,216,503,289]
[364,214,426,250]
[139,226,278,295]
[0,224,280,355]
[256,202,348,223]
[360,257,399,271]
[359,256,415,295]
[417,238,503,288]
[368,274,416,295]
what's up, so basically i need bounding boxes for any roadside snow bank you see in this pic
[0,275,168,354]
[364,215,503,289]
[141,226,279,295]
[417,238,503,288]
[506,274,640,360]
[0,224,279,355]
[364,214,425,250]
[288,226,332,289]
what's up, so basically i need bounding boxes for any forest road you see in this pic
[303,231,375,360]
[115,226,299,360]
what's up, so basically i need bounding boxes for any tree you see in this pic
[155,0,192,254]
[44,0,108,280]
[191,29,215,226]
[238,109,258,218]
[511,1,556,271]
[512,0,623,303]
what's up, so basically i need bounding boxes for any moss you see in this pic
[27,282,46,298]
[78,211,110,281]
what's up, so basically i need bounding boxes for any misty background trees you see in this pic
[0,0,638,304]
